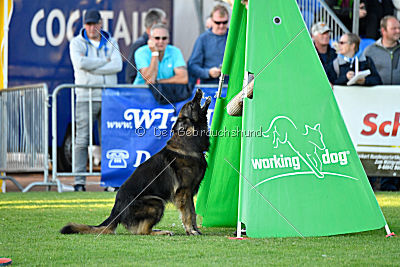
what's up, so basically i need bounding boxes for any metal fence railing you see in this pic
[297,0,349,41]
[51,84,149,192]
[0,84,50,192]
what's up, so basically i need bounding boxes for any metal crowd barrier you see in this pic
[52,84,148,192]
[0,84,49,192]
[297,0,349,41]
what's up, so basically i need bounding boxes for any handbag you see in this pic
[149,83,193,105]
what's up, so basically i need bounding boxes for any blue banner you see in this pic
[101,86,225,187]
[8,0,173,88]
[8,0,173,150]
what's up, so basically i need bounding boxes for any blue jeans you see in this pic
[74,101,101,185]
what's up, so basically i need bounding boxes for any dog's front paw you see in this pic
[167,231,174,236]
[151,229,174,236]
[186,229,202,236]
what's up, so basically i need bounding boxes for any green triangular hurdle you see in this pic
[197,0,392,238]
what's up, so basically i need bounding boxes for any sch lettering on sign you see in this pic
[361,112,400,137]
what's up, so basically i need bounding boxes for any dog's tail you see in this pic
[60,207,120,235]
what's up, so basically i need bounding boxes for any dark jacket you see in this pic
[125,32,149,83]
[326,54,383,85]
[316,45,337,73]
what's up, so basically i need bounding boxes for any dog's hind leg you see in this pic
[126,197,172,235]
[174,189,201,235]
[127,219,173,236]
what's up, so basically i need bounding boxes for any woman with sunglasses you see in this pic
[326,33,382,86]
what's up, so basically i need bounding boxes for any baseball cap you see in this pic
[311,22,330,35]
[84,9,101,24]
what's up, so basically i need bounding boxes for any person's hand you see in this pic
[359,3,367,18]
[209,67,221,78]
[346,71,355,80]
[148,39,158,52]
[356,77,366,85]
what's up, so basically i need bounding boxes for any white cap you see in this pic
[311,22,330,36]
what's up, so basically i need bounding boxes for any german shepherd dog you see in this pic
[60,89,211,236]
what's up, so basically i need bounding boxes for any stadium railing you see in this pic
[297,0,350,41]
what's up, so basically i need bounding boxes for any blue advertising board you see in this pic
[7,0,173,170]
[101,86,226,187]
[8,0,173,150]
[8,0,173,88]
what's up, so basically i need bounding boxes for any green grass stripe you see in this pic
[0,203,114,209]
[0,198,177,210]
[0,198,114,205]
[376,192,400,207]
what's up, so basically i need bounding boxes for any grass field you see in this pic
[1,192,399,266]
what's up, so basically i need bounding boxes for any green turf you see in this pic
[0,191,399,266]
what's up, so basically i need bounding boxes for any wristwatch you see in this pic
[152,51,159,57]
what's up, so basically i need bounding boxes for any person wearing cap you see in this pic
[311,22,337,74]
[133,23,187,85]
[125,8,167,84]
[69,9,122,191]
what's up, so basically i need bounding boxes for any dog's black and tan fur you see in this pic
[60,89,211,236]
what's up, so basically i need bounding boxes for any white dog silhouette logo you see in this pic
[106,149,129,169]
[263,116,326,178]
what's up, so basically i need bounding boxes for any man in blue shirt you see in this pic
[188,4,229,84]
[134,24,188,85]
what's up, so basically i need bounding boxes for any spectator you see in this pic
[363,15,400,191]
[69,10,122,191]
[205,16,213,30]
[362,0,394,39]
[363,16,400,84]
[188,4,229,85]
[326,33,382,85]
[311,22,337,73]
[326,0,385,39]
[326,0,366,31]
[133,23,188,85]
[125,8,167,84]
[381,0,395,17]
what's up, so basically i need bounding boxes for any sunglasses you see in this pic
[154,36,168,40]
[213,20,228,25]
